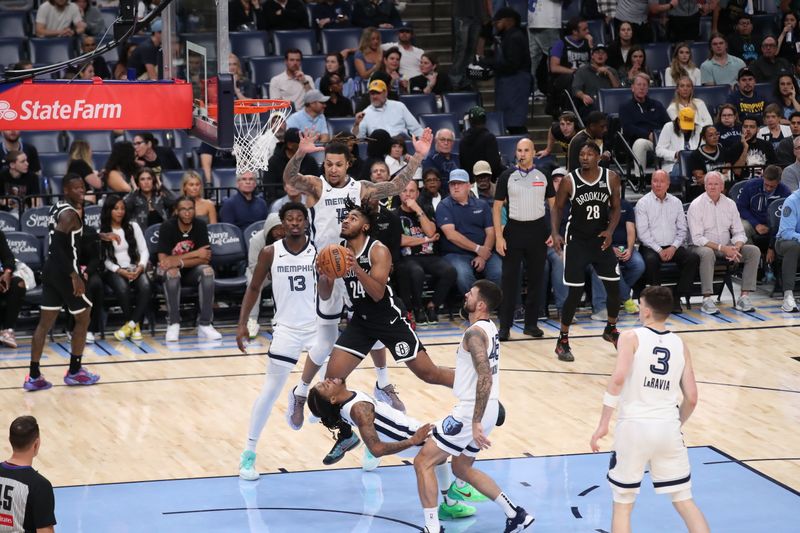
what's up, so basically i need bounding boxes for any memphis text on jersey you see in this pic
[275,264,315,273]
[643,376,671,390]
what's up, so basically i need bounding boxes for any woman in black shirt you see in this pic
[409,53,452,95]
[320,72,354,118]
[133,132,182,179]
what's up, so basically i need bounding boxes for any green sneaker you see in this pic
[438,500,476,520]
[447,481,489,502]
[239,450,258,481]
[623,298,640,314]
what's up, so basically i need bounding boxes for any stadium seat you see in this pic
[46,175,62,196]
[161,169,185,192]
[143,223,160,260]
[754,83,773,103]
[272,30,317,57]
[5,231,41,271]
[243,220,264,250]
[320,28,362,54]
[23,131,63,153]
[561,0,580,23]
[38,153,69,178]
[442,92,481,123]
[689,41,710,65]
[179,33,217,60]
[647,87,675,114]
[484,111,506,137]
[597,88,631,117]
[399,94,437,116]
[125,130,171,148]
[643,42,670,75]
[587,19,608,45]
[419,114,460,138]
[699,16,713,42]
[19,206,51,244]
[694,85,731,116]
[0,37,25,67]
[213,168,238,189]
[29,37,73,64]
[229,31,271,59]
[328,116,355,135]
[727,180,747,202]
[752,14,779,43]
[377,28,398,44]
[84,204,101,230]
[99,7,118,31]
[496,135,526,165]
[302,55,328,81]
[249,56,286,86]
[0,211,19,232]
[207,223,248,291]
[66,131,115,152]
[0,11,27,38]
[92,151,111,172]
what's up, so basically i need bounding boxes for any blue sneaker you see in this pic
[239,450,259,481]
[23,375,52,392]
[63,367,100,386]
[323,433,360,465]
[504,506,534,532]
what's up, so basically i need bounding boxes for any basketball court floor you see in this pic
[1,291,798,532]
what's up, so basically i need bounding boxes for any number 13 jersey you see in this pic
[271,238,317,329]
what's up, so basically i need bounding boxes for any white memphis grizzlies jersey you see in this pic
[270,238,317,329]
[310,176,362,249]
[340,390,421,443]
[454,320,500,404]
[618,327,686,421]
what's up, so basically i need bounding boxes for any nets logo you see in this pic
[0,101,18,120]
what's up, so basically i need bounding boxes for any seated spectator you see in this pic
[125,167,175,228]
[354,27,384,87]
[548,17,592,116]
[422,129,460,186]
[270,181,307,214]
[777,112,800,165]
[535,111,578,163]
[100,194,151,342]
[320,73,355,118]
[35,0,86,37]
[385,135,421,181]
[620,74,671,179]
[382,22,423,78]
[157,196,222,342]
[606,21,634,70]
[197,143,236,186]
[667,76,713,127]
[181,170,217,224]
[317,52,348,89]
[435,169,501,294]
[750,35,793,84]
[472,161,495,202]
[540,167,569,318]
[701,33,746,86]
[229,0,265,31]
[571,44,621,118]
[352,0,401,28]
[618,45,655,87]
[220,171,269,232]
[729,116,778,179]
[727,15,759,64]
[775,185,800,311]
[263,0,309,30]
[312,0,353,29]
[775,74,800,120]
[715,103,743,149]
[264,128,320,194]
[688,171,760,314]
[128,19,161,80]
[286,90,333,142]
[394,179,455,323]
[409,53,452,95]
[0,231,26,348]
[635,170,700,313]
[1,130,41,177]
[656,109,702,179]
[67,140,103,201]
[714,0,747,36]
[269,49,314,111]
[459,106,503,180]
[419,168,443,210]
[357,128,392,181]
[664,42,702,87]
[352,80,423,138]
[687,125,734,199]
[0,151,40,210]
[243,213,284,337]
[229,53,258,100]
[133,132,182,178]
[778,11,800,65]
[758,104,793,150]
[74,0,105,36]
[736,165,790,249]
[379,46,407,96]
[103,141,138,193]
[567,111,611,172]
[727,67,766,122]
[80,34,111,79]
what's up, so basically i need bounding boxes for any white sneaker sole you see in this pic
[239,468,259,481]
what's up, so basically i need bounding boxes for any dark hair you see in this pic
[558,111,577,124]
[279,201,308,221]
[62,172,85,189]
[763,164,782,182]
[366,129,392,158]
[284,48,303,60]
[640,286,673,320]
[585,110,608,126]
[565,17,584,35]
[708,32,727,51]
[390,135,407,154]
[173,195,196,215]
[715,103,739,125]
[307,387,344,433]
[741,116,760,127]
[736,13,753,24]
[382,45,402,62]
[700,124,718,141]
[344,197,377,235]
[133,166,165,197]
[324,52,346,78]
[774,74,800,106]
[9,415,39,451]
[579,141,601,154]
[324,141,351,159]
[100,193,140,265]
[134,131,159,148]
[423,168,441,181]
[421,52,439,67]
[790,111,800,121]
[4,150,22,165]
[624,45,648,72]
[104,141,137,177]
[473,279,502,312]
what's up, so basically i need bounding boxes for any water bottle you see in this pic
[764,263,775,283]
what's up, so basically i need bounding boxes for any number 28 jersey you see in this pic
[271,238,317,329]
[566,167,613,241]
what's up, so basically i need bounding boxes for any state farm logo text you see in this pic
[0,99,121,120]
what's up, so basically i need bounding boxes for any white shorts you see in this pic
[267,324,316,368]
[608,419,691,500]
[432,400,499,458]
[317,277,350,322]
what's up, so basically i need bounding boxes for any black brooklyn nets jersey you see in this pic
[44,201,82,277]
[566,167,612,240]
[343,237,402,323]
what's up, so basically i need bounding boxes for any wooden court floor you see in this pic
[0,297,798,495]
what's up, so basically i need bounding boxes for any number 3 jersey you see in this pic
[343,237,402,323]
[566,167,612,241]
[310,177,362,250]
[270,238,317,329]
[618,327,686,422]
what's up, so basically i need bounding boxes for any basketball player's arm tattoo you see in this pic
[361,153,423,202]
[352,402,417,457]
[283,152,321,200]
[465,327,492,423]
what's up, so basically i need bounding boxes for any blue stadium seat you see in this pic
[143,223,161,261]
[647,87,675,114]
[29,37,73,64]
[38,153,69,178]
[5,232,41,271]
[496,135,526,165]
[161,169,186,192]
[752,14,779,43]
[643,42,670,75]
[689,41,710,66]
[19,206,51,244]
[179,33,217,60]
[84,204,101,230]
[272,30,317,57]
[399,94,437,116]
[597,88,631,117]
[561,0,580,23]
[419,113,460,138]
[728,180,747,202]
[484,112,506,137]
[47,175,62,196]
[24,131,63,153]
[0,211,19,232]
[66,131,115,152]
[249,56,286,86]
[442,92,481,122]
[320,28,362,54]
[229,31,271,59]
[92,151,111,172]
[243,220,264,250]
[303,55,328,81]
[0,11,27,38]
[213,168,238,189]
[0,37,25,67]
[754,82,773,103]
[587,19,608,45]
[329,116,355,135]
[694,85,731,115]
[699,16,713,42]
[377,28,398,44]
[99,7,118,31]
[207,223,248,291]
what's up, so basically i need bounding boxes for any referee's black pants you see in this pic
[499,218,548,331]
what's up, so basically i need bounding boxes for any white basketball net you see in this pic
[232,102,291,175]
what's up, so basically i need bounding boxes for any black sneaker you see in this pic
[496,401,506,426]
[555,337,574,362]
[425,306,438,323]
[504,506,534,532]
[498,328,510,341]
[602,326,620,348]
[323,433,361,465]
[522,325,543,338]
[414,308,428,326]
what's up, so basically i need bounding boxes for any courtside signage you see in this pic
[0,79,193,130]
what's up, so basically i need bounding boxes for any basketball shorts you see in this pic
[267,324,316,369]
[563,235,620,287]
[607,419,691,501]
[334,315,422,363]
[40,275,92,314]
[432,400,499,458]
[317,277,351,321]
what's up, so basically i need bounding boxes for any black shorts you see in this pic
[40,275,92,314]
[334,315,423,363]
[563,236,620,287]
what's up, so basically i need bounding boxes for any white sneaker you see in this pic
[246,318,259,339]
[239,450,259,481]
[700,297,719,315]
[782,292,798,312]
[362,446,381,472]
[85,331,95,344]
[590,309,608,321]
[165,323,180,342]
[198,324,222,340]
[735,295,755,312]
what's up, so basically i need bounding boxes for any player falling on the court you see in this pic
[283,128,436,464]
[590,286,710,533]
[551,141,622,362]
[307,378,491,522]
[234,202,317,480]
[414,280,534,533]
[24,174,101,391]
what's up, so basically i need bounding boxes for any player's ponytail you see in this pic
[307,388,344,435]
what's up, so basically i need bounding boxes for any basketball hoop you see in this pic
[232,99,292,175]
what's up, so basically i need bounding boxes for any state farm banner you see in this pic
[0,78,193,130]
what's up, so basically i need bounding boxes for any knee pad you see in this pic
[612,489,637,504]
[671,489,692,502]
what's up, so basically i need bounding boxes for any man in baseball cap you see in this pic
[353,79,424,138]
[382,22,424,78]
[286,89,332,142]
[472,161,495,202]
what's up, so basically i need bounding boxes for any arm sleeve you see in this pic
[687,202,708,247]
[700,62,713,85]
[157,221,176,255]
[778,196,800,241]
[674,203,688,248]
[133,222,149,266]
[655,123,676,161]
[736,182,760,228]
[635,200,659,251]
[32,478,56,529]
[730,201,748,243]
[619,102,650,140]
[493,171,510,201]
[435,201,453,228]
[483,200,493,229]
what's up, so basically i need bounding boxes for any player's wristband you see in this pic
[603,392,619,408]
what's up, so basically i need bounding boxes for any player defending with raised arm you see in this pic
[234,202,317,480]
[550,141,622,362]
[590,286,710,533]
[413,281,534,533]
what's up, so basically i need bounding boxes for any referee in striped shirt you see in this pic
[492,138,555,340]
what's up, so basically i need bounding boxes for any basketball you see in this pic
[317,244,349,278]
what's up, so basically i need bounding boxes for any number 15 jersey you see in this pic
[271,238,317,329]
[310,176,362,250]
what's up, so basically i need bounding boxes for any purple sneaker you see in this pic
[23,375,52,392]
[63,367,100,386]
